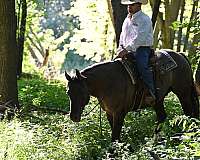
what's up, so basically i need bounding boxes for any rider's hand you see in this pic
[117,49,128,58]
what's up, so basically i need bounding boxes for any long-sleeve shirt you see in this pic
[119,10,153,52]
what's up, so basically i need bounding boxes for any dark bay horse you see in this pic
[65,50,199,141]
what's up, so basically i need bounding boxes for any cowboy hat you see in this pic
[121,0,148,5]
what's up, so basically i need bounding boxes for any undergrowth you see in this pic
[0,75,199,159]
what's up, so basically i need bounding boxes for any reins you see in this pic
[82,100,101,117]
[82,99,103,136]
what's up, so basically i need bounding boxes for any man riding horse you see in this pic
[116,0,156,101]
[65,0,199,142]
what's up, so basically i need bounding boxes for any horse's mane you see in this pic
[81,61,113,73]
[80,60,120,78]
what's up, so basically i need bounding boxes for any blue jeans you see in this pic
[135,47,155,95]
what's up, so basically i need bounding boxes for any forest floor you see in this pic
[0,75,200,160]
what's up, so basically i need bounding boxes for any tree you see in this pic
[106,0,127,59]
[149,0,183,49]
[177,0,185,52]
[0,0,19,119]
[151,0,161,29]
[149,0,162,48]
[109,0,127,46]
[17,0,27,78]
[183,0,199,52]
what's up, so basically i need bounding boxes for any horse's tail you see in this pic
[180,52,199,118]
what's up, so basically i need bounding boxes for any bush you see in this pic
[0,76,199,159]
[18,75,69,112]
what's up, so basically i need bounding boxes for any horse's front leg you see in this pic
[111,112,126,142]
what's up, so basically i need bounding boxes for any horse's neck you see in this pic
[83,70,106,98]
[82,62,117,98]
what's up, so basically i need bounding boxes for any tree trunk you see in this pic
[183,0,198,52]
[162,0,170,48]
[0,0,19,118]
[28,45,38,61]
[149,0,162,48]
[27,34,45,57]
[41,48,50,67]
[151,0,161,29]
[189,32,200,58]
[27,44,42,67]
[163,0,182,49]
[153,21,161,49]
[17,0,27,78]
[110,0,127,46]
[169,0,182,48]
[29,26,45,56]
[188,1,199,58]
[177,0,185,52]
[151,0,182,49]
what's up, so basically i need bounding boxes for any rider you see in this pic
[117,0,156,100]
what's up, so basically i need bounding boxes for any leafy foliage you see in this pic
[1,75,199,159]
[23,0,116,77]
[1,0,200,159]
[18,74,69,111]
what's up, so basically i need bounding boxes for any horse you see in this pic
[65,50,199,141]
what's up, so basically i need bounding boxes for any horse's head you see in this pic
[65,69,90,122]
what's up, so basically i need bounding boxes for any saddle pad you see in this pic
[156,50,178,74]
[115,50,177,85]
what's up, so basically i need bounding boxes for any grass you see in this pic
[0,75,199,160]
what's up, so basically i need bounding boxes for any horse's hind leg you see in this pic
[173,86,199,118]
[153,98,167,142]
[177,94,193,117]
[106,113,113,128]
[111,112,126,142]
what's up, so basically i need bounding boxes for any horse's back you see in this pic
[156,50,192,77]
[160,49,191,69]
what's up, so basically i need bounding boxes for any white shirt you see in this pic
[119,10,153,52]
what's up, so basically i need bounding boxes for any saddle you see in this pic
[119,49,177,83]
[117,49,178,109]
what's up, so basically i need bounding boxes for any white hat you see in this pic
[121,0,148,5]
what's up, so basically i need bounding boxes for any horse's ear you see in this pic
[65,71,72,81]
[75,69,87,80]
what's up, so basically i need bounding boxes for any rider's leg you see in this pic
[135,46,156,99]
